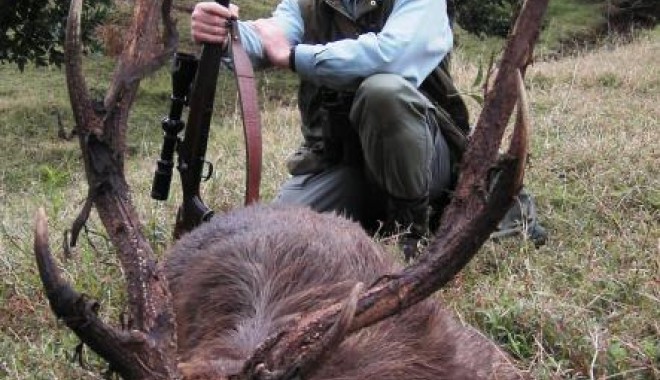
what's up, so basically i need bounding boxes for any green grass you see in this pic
[539,0,605,52]
[1,4,659,380]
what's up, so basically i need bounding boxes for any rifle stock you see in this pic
[151,0,259,239]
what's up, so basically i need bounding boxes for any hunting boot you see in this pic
[285,140,329,176]
[491,189,548,248]
[385,196,430,262]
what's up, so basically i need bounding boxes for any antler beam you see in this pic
[34,208,168,379]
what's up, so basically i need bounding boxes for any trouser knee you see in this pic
[350,74,429,137]
[350,74,434,200]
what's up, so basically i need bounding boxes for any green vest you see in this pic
[296,0,470,158]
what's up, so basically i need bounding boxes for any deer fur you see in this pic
[165,204,526,379]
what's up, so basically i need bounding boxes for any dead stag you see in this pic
[33,0,549,378]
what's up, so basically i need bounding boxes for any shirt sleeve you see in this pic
[295,0,452,90]
[236,0,304,68]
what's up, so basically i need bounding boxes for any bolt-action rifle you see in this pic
[151,0,262,239]
[151,50,215,239]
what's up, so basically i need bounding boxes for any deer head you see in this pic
[33,0,549,379]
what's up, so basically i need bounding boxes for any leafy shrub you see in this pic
[0,0,113,71]
[605,0,660,31]
[451,0,521,37]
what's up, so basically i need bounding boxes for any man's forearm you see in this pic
[236,21,269,68]
[294,0,452,90]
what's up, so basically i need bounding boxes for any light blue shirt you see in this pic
[237,0,452,90]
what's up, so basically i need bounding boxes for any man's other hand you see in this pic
[250,19,292,69]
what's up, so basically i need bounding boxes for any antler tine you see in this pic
[34,208,158,379]
[395,68,533,301]
[64,0,100,135]
[242,282,366,380]
[237,0,549,377]
[104,1,177,112]
[371,0,543,315]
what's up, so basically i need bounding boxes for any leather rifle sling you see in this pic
[229,20,262,205]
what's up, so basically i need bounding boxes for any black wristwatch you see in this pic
[289,45,296,72]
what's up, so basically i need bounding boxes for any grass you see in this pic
[445,29,660,379]
[539,0,605,52]
[1,6,659,380]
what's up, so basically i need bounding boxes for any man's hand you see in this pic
[191,2,240,45]
[250,19,292,69]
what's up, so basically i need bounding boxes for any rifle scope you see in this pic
[151,52,199,201]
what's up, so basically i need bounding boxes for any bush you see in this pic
[0,0,113,71]
[451,0,520,37]
[605,0,660,32]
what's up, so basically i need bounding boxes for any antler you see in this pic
[35,0,181,378]
[34,208,175,379]
[236,0,549,378]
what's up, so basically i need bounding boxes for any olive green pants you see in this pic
[275,74,452,229]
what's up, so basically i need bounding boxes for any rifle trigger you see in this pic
[202,160,214,182]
